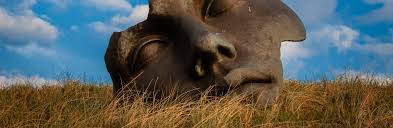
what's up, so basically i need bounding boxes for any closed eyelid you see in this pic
[202,0,215,19]
[129,35,169,74]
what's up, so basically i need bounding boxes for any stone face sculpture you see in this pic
[105,0,306,104]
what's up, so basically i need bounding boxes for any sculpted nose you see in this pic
[195,33,237,62]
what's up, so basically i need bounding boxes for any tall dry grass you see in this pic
[1,77,393,128]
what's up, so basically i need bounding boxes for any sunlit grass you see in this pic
[1,77,393,127]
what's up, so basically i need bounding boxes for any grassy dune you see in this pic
[1,78,393,128]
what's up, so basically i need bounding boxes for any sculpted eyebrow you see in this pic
[203,0,238,18]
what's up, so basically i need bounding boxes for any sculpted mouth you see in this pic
[238,77,274,86]
[223,68,275,88]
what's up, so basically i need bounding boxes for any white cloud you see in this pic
[315,25,360,51]
[111,5,149,25]
[281,0,393,79]
[83,0,132,11]
[0,75,59,88]
[280,0,343,78]
[88,21,121,34]
[283,1,360,55]
[18,0,37,9]
[16,0,37,15]
[360,0,393,23]
[281,42,312,60]
[280,25,360,78]
[5,43,56,58]
[280,42,313,79]
[0,1,59,57]
[89,4,149,34]
[357,43,393,56]
[354,33,393,56]
[281,57,306,79]
[281,25,360,58]
[0,8,58,44]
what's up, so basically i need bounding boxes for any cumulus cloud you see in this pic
[0,8,58,44]
[359,0,393,23]
[281,21,393,78]
[14,0,37,15]
[280,0,342,78]
[281,42,313,79]
[357,43,393,56]
[0,1,59,57]
[314,25,360,51]
[281,0,393,79]
[280,24,360,78]
[0,75,59,88]
[89,4,149,34]
[5,43,56,58]
[282,0,359,56]
[111,5,149,25]
[88,21,121,34]
[281,42,312,60]
[83,0,132,11]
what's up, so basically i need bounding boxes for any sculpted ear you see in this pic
[255,0,306,42]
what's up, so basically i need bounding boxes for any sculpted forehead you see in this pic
[149,0,205,16]
[148,0,306,42]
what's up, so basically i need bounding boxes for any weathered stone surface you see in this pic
[105,0,306,105]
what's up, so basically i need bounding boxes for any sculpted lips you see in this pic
[223,68,275,88]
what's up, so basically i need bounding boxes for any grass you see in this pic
[1,77,393,128]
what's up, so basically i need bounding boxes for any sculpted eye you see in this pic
[204,0,237,18]
[129,36,168,73]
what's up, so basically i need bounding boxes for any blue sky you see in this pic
[0,0,392,84]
